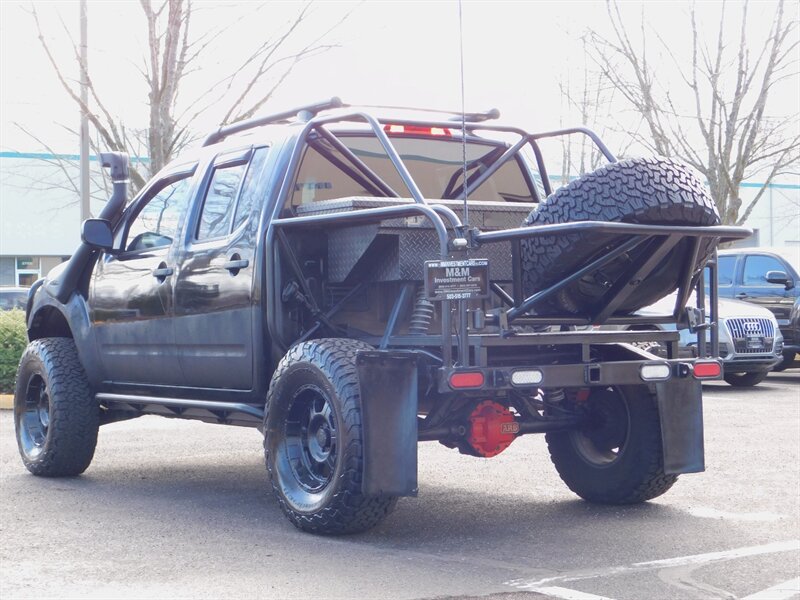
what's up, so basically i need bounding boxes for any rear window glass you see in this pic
[290,135,534,207]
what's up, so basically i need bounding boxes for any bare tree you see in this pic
[557,80,606,186]
[24,0,348,200]
[556,36,638,188]
[589,0,799,224]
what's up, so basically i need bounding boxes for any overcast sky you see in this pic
[1,0,797,166]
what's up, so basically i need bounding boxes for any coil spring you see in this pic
[409,287,435,335]
[544,388,565,403]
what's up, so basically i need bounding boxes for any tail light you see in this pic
[693,360,722,379]
[449,372,484,389]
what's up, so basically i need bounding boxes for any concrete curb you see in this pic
[0,395,13,410]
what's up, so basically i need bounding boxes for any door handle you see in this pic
[223,254,249,276]
[735,292,748,299]
[152,264,173,282]
[223,259,249,271]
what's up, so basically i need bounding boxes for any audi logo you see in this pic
[744,322,762,333]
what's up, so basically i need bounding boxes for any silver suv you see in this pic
[611,293,783,387]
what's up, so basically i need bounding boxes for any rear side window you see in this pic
[743,255,786,286]
[717,256,736,286]
[232,147,269,231]
[196,163,247,240]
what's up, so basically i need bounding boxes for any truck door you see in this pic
[714,254,738,299]
[90,168,197,386]
[174,147,269,390]
[736,253,794,322]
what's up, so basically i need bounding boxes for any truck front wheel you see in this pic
[264,338,397,534]
[14,338,99,476]
[546,385,677,504]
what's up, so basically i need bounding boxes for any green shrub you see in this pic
[0,309,28,394]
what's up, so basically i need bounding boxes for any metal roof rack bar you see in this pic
[447,108,500,123]
[201,96,345,147]
[356,104,501,123]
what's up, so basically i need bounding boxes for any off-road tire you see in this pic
[546,385,678,504]
[14,337,99,476]
[521,157,720,315]
[723,371,768,387]
[264,338,398,535]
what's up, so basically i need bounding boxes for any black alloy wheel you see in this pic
[18,374,51,459]
[569,388,630,467]
[283,384,339,495]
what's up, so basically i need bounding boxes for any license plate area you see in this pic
[425,258,489,301]
[746,335,764,349]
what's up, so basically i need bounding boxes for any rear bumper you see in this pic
[437,356,719,393]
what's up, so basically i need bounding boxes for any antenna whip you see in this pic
[458,0,469,228]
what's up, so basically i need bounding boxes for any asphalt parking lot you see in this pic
[1,371,798,600]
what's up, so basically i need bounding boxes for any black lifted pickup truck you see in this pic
[15,98,749,534]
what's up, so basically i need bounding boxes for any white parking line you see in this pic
[506,539,800,590]
[534,586,616,600]
[742,577,800,600]
[685,506,783,522]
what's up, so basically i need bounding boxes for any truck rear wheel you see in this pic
[723,371,768,387]
[546,385,677,504]
[264,338,398,534]
[520,157,720,315]
[14,338,99,476]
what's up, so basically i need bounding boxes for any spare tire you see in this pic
[520,157,720,316]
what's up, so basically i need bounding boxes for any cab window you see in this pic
[125,174,194,252]
[232,147,269,231]
[196,163,247,240]
[717,255,736,286]
[743,255,786,286]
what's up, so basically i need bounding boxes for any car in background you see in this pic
[0,286,29,311]
[716,247,799,370]
[606,293,783,387]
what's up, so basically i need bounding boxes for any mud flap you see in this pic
[356,351,419,496]
[655,378,705,474]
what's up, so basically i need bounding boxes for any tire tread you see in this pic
[14,337,98,477]
[521,157,720,314]
[265,338,397,534]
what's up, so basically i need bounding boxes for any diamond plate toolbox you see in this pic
[295,197,535,282]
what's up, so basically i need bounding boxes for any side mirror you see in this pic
[766,270,794,290]
[81,218,114,251]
